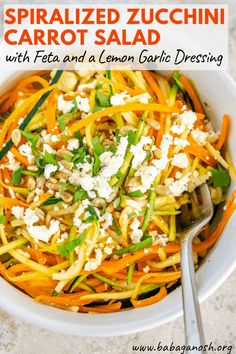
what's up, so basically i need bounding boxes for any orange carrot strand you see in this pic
[215,114,230,150]
[131,286,167,308]
[179,76,204,114]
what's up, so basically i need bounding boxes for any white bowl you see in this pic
[0,70,236,337]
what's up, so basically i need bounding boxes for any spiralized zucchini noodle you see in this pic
[0,69,235,314]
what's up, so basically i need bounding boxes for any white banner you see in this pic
[1,4,228,70]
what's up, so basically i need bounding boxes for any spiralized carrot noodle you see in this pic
[215,114,230,150]
[0,75,49,113]
[0,69,234,314]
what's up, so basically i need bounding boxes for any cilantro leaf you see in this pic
[210,165,231,188]
[69,98,78,113]
[62,154,73,162]
[92,136,104,156]
[44,151,58,165]
[128,130,136,145]
[127,190,144,197]
[57,231,88,257]
[0,215,6,224]
[74,130,83,146]
[96,92,111,108]
[12,166,24,185]
[84,205,99,223]
[93,152,101,176]
[57,115,66,132]
[74,189,88,202]
[19,130,39,151]
[72,146,87,164]
[108,145,117,154]
[35,156,45,169]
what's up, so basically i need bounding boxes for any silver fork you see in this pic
[180,183,213,352]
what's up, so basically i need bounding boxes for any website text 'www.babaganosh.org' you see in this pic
[132,341,233,353]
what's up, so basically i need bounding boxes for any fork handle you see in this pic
[181,238,205,353]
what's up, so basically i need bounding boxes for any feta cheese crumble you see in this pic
[179,111,197,131]
[110,91,131,106]
[130,218,143,244]
[11,206,24,219]
[130,136,152,168]
[57,94,74,114]
[173,137,190,148]
[191,128,208,145]
[171,153,189,169]
[167,174,190,196]
[44,164,58,179]
[19,143,35,163]
[75,96,90,113]
[67,138,80,151]
[139,93,151,104]
[170,124,185,135]
[143,265,150,273]
[28,219,60,243]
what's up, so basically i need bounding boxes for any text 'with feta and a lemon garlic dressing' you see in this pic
[0,69,235,313]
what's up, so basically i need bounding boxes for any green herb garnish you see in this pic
[0,215,6,224]
[74,188,88,202]
[35,156,45,169]
[108,145,117,154]
[92,136,104,156]
[19,130,39,151]
[210,165,231,188]
[42,197,62,206]
[62,154,73,162]
[72,146,87,164]
[44,151,58,165]
[127,130,136,145]
[69,98,78,113]
[74,130,83,146]
[84,205,99,223]
[57,231,88,257]
[127,190,144,197]
[57,115,66,132]
[93,152,101,176]
[96,92,111,108]
[12,166,24,185]
[112,218,122,236]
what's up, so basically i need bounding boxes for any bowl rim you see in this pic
[0,69,235,337]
